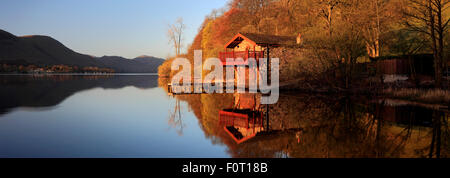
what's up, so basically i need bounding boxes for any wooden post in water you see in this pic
[267,46,270,85]
[265,104,269,130]
[265,46,270,130]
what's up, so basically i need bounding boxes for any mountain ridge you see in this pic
[0,29,164,73]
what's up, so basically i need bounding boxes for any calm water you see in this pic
[0,75,448,158]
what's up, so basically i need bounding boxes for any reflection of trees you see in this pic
[168,99,185,136]
[158,77,171,93]
[427,111,449,158]
[286,97,448,158]
[161,85,449,158]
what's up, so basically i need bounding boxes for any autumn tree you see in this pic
[167,17,186,56]
[317,0,342,37]
[335,0,368,88]
[360,0,398,58]
[158,0,447,90]
[403,0,449,88]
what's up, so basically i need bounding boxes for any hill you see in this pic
[0,29,164,73]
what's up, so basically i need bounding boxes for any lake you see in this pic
[0,75,448,158]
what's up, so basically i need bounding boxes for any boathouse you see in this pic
[218,33,300,86]
[218,32,300,66]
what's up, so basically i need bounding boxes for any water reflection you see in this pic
[219,94,265,144]
[0,75,230,158]
[168,99,185,136]
[166,86,449,158]
[0,74,158,115]
[0,75,447,158]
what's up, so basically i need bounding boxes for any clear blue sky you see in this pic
[0,0,229,59]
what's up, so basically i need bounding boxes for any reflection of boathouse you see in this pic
[219,93,264,144]
[219,109,264,144]
[218,93,305,145]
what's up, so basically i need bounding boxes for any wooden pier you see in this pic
[167,78,301,95]
[167,82,271,95]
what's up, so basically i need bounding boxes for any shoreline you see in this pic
[2,74,448,107]
[0,73,158,76]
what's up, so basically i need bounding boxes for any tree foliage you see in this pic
[159,0,449,88]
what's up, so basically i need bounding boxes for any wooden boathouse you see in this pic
[218,32,301,66]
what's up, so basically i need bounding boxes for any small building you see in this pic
[219,32,300,66]
[370,54,435,83]
[218,33,300,86]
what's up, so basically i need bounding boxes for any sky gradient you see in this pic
[0,0,228,59]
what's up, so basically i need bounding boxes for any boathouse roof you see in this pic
[224,32,299,49]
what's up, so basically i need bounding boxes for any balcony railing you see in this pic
[219,51,264,66]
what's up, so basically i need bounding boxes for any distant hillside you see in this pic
[95,55,165,73]
[0,29,164,73]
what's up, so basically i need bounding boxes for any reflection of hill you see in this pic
[0,75,158,115]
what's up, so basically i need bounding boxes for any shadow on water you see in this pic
[162,79,450,158]
[0,74,159,115]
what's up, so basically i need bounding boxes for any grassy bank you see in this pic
[383,88,450,105]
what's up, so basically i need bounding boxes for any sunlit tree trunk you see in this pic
[319,0,340,37]
[364,0,382,58]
